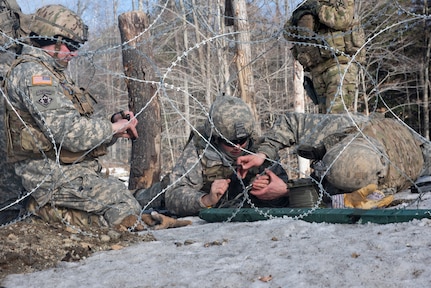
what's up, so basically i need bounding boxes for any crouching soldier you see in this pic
[3,4,190,231]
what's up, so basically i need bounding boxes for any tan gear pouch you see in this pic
[344,23,366,63]
[21,125,53,153]
[59,150,85,164]
[59,145,107,164]
[319,31,346,59]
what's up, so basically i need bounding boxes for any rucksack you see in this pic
[286,0,366,68]
[0,0,30,77]
[343,2,366,65]
[0,0,29,222]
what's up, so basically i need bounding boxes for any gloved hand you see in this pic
[141,212,192,230]
[340,184,394,209]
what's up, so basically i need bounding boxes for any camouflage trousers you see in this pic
[311,62,359,114]
[134,175,170,210]
[15,158,141,226]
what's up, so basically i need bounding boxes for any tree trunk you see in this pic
[424,2,430,140]
[293,60,310,178]
[231,0,259,133]
[179,0,191,138]
[118,11,161,190]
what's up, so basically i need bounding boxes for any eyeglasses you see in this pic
[220,137,249,147]
[64,39,80,52]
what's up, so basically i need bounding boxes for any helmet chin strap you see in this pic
[54,36,63,58]
[53,36,68,68]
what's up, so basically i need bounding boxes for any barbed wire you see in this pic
[1,0,431,233]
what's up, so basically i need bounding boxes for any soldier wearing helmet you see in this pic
[135,96,290,217]
[2,5,149,230]
[238,112,429,209]
[284,0,365,114]
[28,4,88,67]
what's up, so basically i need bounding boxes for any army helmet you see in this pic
[31,4,88,45]
[204,95,255,143]
[322,137,389,192]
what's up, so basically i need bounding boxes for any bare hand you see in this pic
[112,110,139,139]
[236,153,267,178]
[201,179,231,207]
[250,169,288,200]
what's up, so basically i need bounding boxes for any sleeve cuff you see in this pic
[331,194,345,208]
[257,144,277,161]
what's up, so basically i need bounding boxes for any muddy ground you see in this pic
[0,217,156,283]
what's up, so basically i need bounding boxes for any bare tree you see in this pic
[230,0,259,130]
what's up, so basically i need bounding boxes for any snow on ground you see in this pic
[4,170,431,288]
[3,195,431,288]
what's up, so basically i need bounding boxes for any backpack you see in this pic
[287,0,366,68]
[343,2,366,64]
[0,0,30,77]
[0,0,29,219]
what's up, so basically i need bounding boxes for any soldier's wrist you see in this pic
[331,194,345,208]
[199,195,212,208]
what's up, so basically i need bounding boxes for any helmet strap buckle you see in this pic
[234,122,248,139]
[54,35,63,58]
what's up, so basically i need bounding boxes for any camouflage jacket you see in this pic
[257,112,426,192]
[4,46,114,162]
[287,0,359,70]
[165,133,289,217]
[3,46,115,205]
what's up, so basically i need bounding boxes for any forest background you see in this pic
[15,0,431,180]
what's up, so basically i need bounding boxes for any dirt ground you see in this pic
[0,189,425,284]
[0,216,156,283]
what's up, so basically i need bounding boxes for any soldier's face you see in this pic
[44,43,78,64]
[219,138,249,159]
[56,43,79,62]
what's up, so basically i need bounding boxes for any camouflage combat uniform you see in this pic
[138,96,288,217]
[163,131,289,217]
[3,45,141,226]
[0,0,30,223]
[286,0,365,113]
[257,112,428,195]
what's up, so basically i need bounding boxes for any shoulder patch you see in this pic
[29,86,58,110]
[38,94,53,107]
[32,75,53,86]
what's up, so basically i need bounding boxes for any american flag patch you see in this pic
[32,75,53,86]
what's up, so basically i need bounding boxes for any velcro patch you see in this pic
[38,94,53,107]
[32,75,53,86]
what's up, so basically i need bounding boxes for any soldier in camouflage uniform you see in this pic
[2,5,145,230]
[136,96,290,217]
[0,0,31,224]
[285,0,365,113]
[237,112,429,209]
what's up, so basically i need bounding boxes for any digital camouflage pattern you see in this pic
[323,137,389,191]
[204,95,255,141]
[0,0,28,222]
[31,4,88,44]
[285,0,363,113]
[3,42,141,226]
[163,96,289,217]
[0,0,19,77]
[163,133,289,217]
[257,112,427,194]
